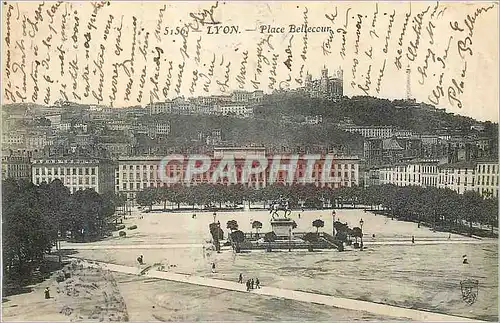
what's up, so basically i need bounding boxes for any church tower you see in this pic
[320,65,329,93]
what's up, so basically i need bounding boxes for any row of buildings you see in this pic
[365,159,499,198]
[3,146,498,202]
[4,147,360,198]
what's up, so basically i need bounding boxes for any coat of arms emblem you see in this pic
[460,279,479,305]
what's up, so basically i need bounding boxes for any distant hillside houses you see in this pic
[340,124,413,138]
[146,90,264,116]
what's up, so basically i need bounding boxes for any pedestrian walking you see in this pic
[251,278,254,289]
[238,273,243,283]
[246,279,251,291]
[255,278,260,289]
[44,287,50,299]
[211,262,216,273]
[448,233,451,240]
[411,236,415,244]
[137,255,143,265]
[463,255,469,264]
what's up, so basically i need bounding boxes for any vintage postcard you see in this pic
[1,1,498,322]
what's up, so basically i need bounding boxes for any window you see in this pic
[35,168,40,175]
[123,183,127,190]
[91,167,96,175]
[85,168,89,175]
[85,177,90,185]
[78,168,83,175]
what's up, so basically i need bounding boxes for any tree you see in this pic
[461,191,484,236]
[70,189,108,241]
[483,198,498,234]
[3,179,54,280]
[264,231,277,252]
[312,219,325,233]
[230,230,245,253]
[252,220,263,237]
[303,232,319,251]
[351,227,362,244]
[226,220,239,232]
[136,187,158,211]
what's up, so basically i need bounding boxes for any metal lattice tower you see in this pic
[405,64,412,100]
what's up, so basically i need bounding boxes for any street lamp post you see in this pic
[332,210,336,236]
[213,212,221,253]
[359,218,364,250]
[57,230,62,265]
[288,227,292,252]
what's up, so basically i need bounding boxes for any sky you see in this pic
[2,1,499,122]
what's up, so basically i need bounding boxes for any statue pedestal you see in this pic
[271,218,294,239]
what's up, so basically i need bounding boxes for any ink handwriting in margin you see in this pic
[185,1,221,32]
[337,7,351,59]
[322,6,337,55]
[395,6,412,70]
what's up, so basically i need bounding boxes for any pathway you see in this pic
[61,239,496,250]
[73,258,483,322]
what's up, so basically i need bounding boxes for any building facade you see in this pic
[344,126,394,138]
[369,159,498,198]
[116,156,163,200]
[217,105,254,118]
[2,153,32,180]
[437,161,476,195]
[31,158,116,194]
[475,160,499,198]
[116,148,360,200]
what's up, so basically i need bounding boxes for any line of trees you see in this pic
[136,183,498,236]
[2,178,121,282]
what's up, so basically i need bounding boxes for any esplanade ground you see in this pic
[4,207,496,321]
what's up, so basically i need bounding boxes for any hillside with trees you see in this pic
[138,114,364,154]
[255,94,498,135]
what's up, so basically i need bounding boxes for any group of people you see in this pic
[238,273,260,291]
